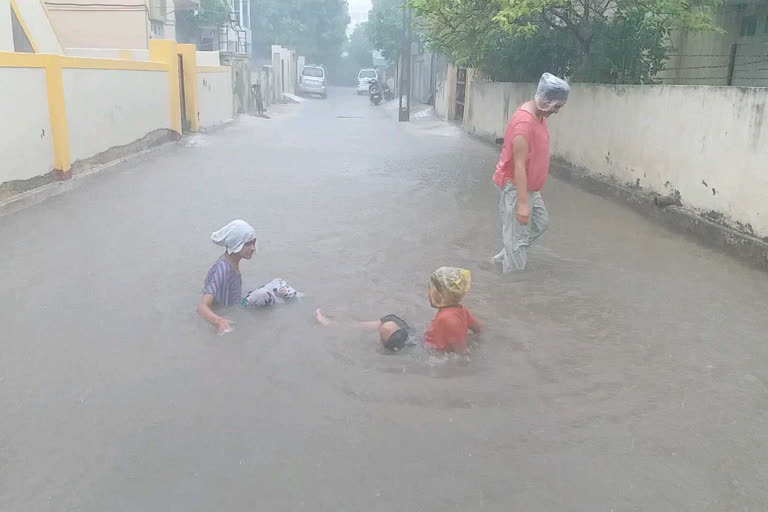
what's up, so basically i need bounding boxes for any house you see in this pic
[40,0,252,57]
[40,1,198,50]
[660,0,768,87]
[176,0,252,56]
[2,0,61,53]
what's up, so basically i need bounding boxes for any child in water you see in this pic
[197,219,301,335]
[315,267,481,354]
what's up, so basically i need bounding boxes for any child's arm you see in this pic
[197,294,232,335]
[467,309,482,334]
[315,309,382,330]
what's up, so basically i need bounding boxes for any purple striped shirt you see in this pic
[203,258,242,306]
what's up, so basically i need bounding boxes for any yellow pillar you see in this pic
[44,55,71,174]
[149,39,182,135]
[177,44,199,132]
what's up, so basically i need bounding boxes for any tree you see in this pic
[327,23,374,85]
[176,0,232,45]
[411,0,722,83]
[490,0,722,56]
[367,0,404,61]
[349,22,374,68]
[576,12,669,83]
[410,0,501,68]
[250,0,351,64]
[476,26,577,81]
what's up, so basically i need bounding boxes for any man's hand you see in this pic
[216,317,233,335]
[517,201,531,224]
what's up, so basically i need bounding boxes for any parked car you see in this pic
[357,69,378,94]
[298,65,327,98]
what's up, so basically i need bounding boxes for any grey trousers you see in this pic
[242,278,299,307]
[493,182,549,272]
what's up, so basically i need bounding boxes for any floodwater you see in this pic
[2,88,768,511]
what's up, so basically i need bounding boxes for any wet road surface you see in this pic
[2,87,768,511]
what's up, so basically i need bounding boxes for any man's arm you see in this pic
[197,294,232,335]
[511,134,530,224]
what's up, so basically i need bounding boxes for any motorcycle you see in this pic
[369,80,382,106]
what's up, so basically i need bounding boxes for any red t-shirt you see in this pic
[424,306,479,353]
[492,108,551,191]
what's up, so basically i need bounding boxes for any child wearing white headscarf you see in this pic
[210,219,257,254]
[197,220,301,335]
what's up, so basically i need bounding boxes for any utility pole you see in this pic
[398,1,411,122]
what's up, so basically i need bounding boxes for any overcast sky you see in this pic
[348,0,372,28]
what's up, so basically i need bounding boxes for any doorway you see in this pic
[456,68,467,120]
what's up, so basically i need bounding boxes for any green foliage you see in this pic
[349,22,374,68]
[411,0,723,84]
[197,0,233,26]
[574,12,669,84]
[327,22,374,85]
[176,0,232,43]
[250,0,351,64]
[367,0,404,60]
[491,0,723,51]
[476,27,576,81]
[411,0,503,67]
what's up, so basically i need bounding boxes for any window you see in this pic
[358,69,377,79]
[228,0,240,25]
[150,19,164,38]
[741,15,757,37]
[303,67,325,78]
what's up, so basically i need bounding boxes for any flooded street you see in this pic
[3,88,768,511]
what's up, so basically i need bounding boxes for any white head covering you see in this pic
[210,219,257,254]
[534,72,570,112]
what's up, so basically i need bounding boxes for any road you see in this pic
[2,88,768,511]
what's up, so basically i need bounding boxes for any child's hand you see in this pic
[216,317,234,335]
[315,308,334,326]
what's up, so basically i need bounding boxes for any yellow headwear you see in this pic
[428,267,471,308]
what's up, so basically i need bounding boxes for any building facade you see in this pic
[183,0,251,56]
[41,0,206,50]
[659,0,768,87]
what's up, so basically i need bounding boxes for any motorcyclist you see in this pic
[369,78,382,104]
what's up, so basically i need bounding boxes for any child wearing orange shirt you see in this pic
[315,267,481,354]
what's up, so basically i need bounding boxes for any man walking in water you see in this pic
[492,73,570,272]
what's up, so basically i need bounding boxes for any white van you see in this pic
[298,65,327,98]
[357,69,378,94]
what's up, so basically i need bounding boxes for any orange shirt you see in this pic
[492,108,551,191]
[424,306,479,353]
